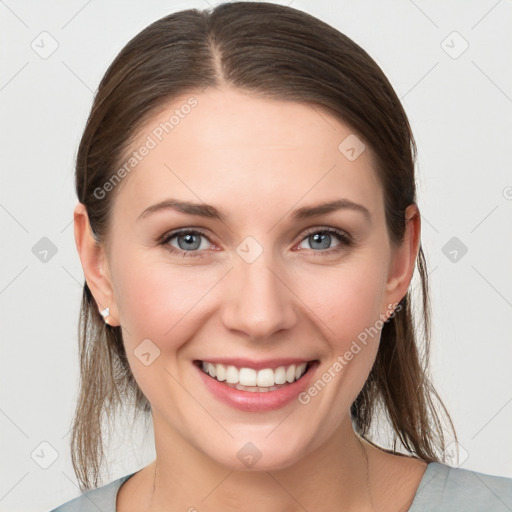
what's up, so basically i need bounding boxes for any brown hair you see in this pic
[72,1,457,491]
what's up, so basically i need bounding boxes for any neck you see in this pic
[143,413,373,512]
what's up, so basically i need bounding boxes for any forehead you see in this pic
[113,87,383,224]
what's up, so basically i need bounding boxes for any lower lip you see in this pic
[194,361,319,412]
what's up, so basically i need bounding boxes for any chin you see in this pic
[204,432,311,472]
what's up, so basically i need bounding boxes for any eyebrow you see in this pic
[137,198,371,223]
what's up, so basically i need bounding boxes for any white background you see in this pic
[1,1,511,511]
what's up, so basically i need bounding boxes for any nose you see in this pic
[220,251,298,341]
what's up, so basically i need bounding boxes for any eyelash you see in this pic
[158,227,352,258]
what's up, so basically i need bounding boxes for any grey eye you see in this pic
[299,231,341,251]
[170,232,207,251]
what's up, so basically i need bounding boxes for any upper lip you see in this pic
[195,358,317,371]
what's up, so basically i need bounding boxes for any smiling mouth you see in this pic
[194,360,317,392]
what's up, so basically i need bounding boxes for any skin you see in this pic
[74,86,427,511]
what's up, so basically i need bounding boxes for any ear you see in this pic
[382,204,421,314]
[73,202,120,326]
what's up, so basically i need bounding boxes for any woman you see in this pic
[50,2,512,511]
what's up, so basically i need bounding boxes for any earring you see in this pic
[100,306,110,322]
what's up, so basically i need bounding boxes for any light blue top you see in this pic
[49,462,512,511]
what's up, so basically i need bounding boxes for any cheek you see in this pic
[292,263,388,416]
[111,253,226,407]
[112,250,223,347]
[294,259,387,346]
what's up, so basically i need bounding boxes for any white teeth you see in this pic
[295,363,307,380]
[200,361,310,388]
[274,366,287,385]
[256,368,274,387]
[226,365,239,384]
[207,363,216,378]
[239,367,257,386]
[216,364,226,382]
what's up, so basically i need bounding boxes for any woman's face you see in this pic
[92,86,415,470]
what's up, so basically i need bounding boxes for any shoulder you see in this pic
[410,462,512,512]
[47,473,136,512]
